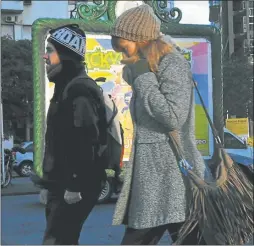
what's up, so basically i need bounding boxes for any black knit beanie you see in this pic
[47,24,86,62]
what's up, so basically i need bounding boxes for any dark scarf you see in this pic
[50,60,85,102]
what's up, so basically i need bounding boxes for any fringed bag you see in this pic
[169,80,253,245]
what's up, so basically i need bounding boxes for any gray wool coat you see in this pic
[112,50,208,229]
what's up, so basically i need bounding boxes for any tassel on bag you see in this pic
[169,80,253,245]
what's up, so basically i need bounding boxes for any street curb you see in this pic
[1,191,40,197]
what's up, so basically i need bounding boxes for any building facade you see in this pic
[1,0,211,40]
[1,1,69,40]
[1,1,69,143]
[243,0,254,62]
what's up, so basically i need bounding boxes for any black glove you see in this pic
[123,59,151,85]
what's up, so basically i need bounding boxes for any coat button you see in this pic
[73,174,77,178]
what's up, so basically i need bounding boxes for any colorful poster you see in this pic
[45,35,213,160]
[174,38,213,157]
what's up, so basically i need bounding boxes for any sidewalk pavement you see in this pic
[1,175,40,197]
[1,176,253,245]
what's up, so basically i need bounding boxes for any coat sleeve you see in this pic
[65,96,100,192]
[132,55,193,131]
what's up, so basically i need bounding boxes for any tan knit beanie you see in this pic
[111,4,161,42]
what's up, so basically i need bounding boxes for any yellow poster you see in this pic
[248,137,253,146]
[226,118,249,137]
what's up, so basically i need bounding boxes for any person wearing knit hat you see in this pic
[110,4,208,245]
[41,24,107,245]
[111,4,161,42]
[44,24,86,82]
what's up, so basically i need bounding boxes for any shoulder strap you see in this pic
[62,75,88,100]
[168,79,222,163]
[63,75,117,130]
[107,100,118,128]
[153,68,223,161]
[62,74,101,101]
[192,80,221,145]
[156,56,222,146]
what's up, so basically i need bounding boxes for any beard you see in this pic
[46,63,63,81]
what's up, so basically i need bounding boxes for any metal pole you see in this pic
[0,24,6,185]
[245,0,250,52]
[209,0,225,142]
[0,103,5,186]
[227,1,235,57]
[221,1,229,59]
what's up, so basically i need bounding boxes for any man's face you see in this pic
[43,42,61,80]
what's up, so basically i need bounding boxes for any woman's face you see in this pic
[112,38,138,58]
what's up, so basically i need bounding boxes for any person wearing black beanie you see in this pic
[41,24,107,245]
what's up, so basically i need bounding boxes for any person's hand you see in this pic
[122,59,150,85]
[127,59,151,81]
[64,190,82,204]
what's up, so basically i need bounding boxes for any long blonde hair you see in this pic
[112,36,173,72]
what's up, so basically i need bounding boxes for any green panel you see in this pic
[32,1,222,177]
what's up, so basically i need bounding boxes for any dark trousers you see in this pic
[121,222,206,245]
[42,185,102,245]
